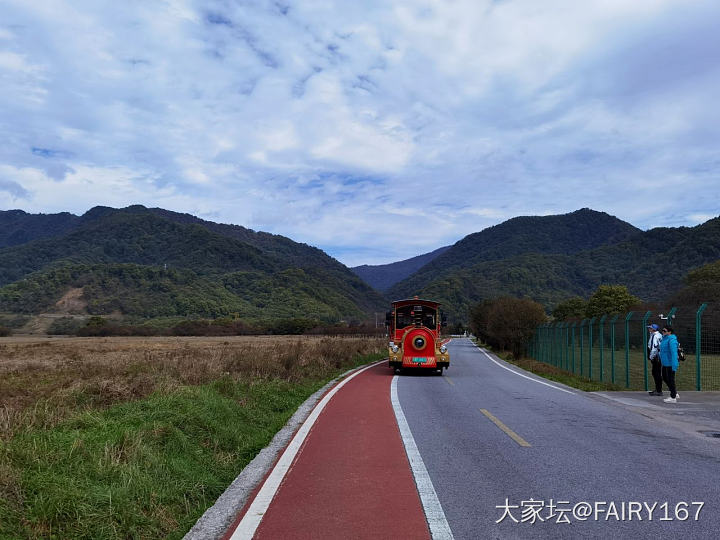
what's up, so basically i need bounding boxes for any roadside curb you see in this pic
[183,360,384,540]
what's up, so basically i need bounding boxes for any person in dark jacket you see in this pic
[659,326,679,403]
[647,323,663,395]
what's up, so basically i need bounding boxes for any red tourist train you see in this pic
[386,297,450,374]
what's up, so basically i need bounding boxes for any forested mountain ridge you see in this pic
[389,208,641,300]
[0,205,343,271]
[0,206,386,321]
[351,245,451,292]
[3,205,717,325]
[396,216,720,322]
[0,209,79,248]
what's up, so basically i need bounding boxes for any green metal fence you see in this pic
[530,304,719,391]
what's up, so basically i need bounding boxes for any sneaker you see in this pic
[663,397,677,403]
[648,391,663,396]
[676,393,679,399]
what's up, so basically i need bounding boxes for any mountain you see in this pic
[389,213,720,322]
[0,209,79,248]
[389,209,641,300]
[351,245,451,292]
[0,206,386,321]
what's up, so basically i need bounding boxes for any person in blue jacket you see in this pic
[659,326,679,403]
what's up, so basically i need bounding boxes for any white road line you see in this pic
[229,362,380,539]
[391,376,454,540]
[470,340,575,395]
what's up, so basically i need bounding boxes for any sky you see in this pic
[1,0,719,266]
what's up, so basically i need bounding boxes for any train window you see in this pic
[395,305,437,328]
[395,306,414,328]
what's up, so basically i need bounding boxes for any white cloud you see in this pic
[0,0,718,265]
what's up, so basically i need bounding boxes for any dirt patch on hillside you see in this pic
[53,287,87,314]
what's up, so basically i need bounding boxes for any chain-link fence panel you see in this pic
[577,320,588,378]
[612,316,628,387]
[665,306,696,391]
[700,304,719,390]
[625,316,647,390]
[532,304,717,390]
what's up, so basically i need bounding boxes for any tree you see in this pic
[468,300,493,343]
[469,297,547,358]
[686,260,720,286]
[668,260,720,307]
[585,285,641,318]
[552,297,587,321]
[487,297,547,359]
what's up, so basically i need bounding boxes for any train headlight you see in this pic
[392,345,399,353]
[439,345,447,354]
[412,336,426,350]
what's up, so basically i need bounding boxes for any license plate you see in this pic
[412,357,427,364]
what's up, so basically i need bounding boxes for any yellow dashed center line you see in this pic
[479,409,531,447]
[444,376,455,386]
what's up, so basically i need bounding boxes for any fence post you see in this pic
[545,324,550,365]
[610,314,619,384]
[588,316,597,380]
[571,322,577,374]
[642,311,652,392]
[696,303,708,391]
[550,322,556,366]
[580,319,587,376]
[553,323,562,367]
[555,323,561,367]
[537,324,543,362]
[599,314,607,382]
[625,312,634,388]
[565,323,570,371]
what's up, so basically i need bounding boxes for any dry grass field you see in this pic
[0,335,386,440]
[0,334,387,538]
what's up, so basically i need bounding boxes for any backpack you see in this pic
[677,343,686,362]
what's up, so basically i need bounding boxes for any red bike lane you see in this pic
[229,363,430,539]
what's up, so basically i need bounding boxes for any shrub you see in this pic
[0,315,30,329]
[47,317,85,335]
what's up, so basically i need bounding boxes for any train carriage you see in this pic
[386,297,450,374]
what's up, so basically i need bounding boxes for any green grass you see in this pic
[478,342,624,392]
[543,345,720,391]
[0,352,384,539]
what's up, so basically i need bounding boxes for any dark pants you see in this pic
[661,366,677,399]
[650,359,663,393]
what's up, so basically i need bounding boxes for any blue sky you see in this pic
[1,0,719,266]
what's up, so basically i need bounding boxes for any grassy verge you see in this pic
[0,336,384,539]
[478,342,624,392]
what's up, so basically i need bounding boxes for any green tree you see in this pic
[686,260,720,285]
[552,296,587,321]
[669,260,720,307]
[585,285,640,318]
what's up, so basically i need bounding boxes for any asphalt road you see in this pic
[398,338,720,539]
